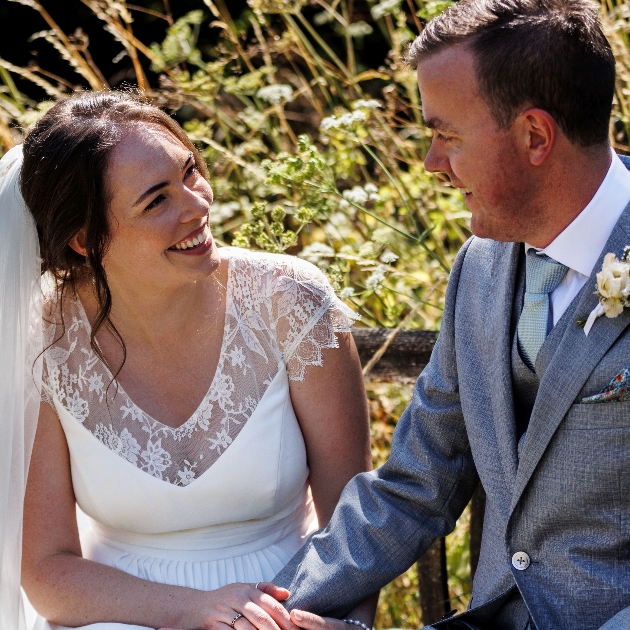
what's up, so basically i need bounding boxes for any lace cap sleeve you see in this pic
[271,255,360,381]
[40,298,58,406]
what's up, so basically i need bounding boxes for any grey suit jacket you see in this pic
[274,171,630,629]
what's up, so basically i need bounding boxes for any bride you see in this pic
[1,92,373,630]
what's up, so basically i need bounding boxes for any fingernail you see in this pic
[293,611,303,621]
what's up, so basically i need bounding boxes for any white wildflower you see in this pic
[256,84,294,105]
[371,0,403,20]
[343,186,369,206]
[380,251,399,264]
[238,106,265,128]
[329,212,353,237]
[347,21,373,37]
[339,287,355,299]
[352,99,382,110]
[320,115,339,131]
[314,10,334,25]
[373,227,392,243]
[329,212,350,226]
[299,242,335,265]
[365,266,388,294]
[319,110,367,132]
[364,182,381,201]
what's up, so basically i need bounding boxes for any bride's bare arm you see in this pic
[22,402,299,630]
[288,331,377,627]
[288,331,371,527]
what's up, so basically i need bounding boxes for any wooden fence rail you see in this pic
[351,328,485,626]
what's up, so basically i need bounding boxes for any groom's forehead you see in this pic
[417,45,484,129]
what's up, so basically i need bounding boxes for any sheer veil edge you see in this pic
[0,145,42,630]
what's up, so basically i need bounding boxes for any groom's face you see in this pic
[417,45,535,241]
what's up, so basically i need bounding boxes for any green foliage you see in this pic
[150,10,207,71]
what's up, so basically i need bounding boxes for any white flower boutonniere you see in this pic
[584,249,630,336]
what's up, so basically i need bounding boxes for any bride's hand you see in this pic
[159,582,297,630]
[289,609,350,630]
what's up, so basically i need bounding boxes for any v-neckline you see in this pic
[73,258,234,433]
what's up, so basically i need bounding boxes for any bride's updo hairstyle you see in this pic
[20,91,208,373]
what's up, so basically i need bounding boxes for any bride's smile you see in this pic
[170,223,212,252]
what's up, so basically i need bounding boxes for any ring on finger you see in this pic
[231,613,243,628]
[255,582,261,590]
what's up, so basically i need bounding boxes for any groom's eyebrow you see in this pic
[425,117,457,133]
[132,153,194,207]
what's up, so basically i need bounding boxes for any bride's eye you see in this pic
[145,193,166,212]
[185,162,198,179]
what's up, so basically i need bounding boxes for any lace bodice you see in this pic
[42,248,358,487]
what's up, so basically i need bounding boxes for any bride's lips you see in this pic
[169,223,213,256]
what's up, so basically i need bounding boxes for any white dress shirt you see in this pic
[525,150,630,326]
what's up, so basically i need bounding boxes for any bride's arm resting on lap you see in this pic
[22,331,371,630]
[22,400,295,630]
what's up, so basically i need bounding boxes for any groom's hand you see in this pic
[289,609,349,630]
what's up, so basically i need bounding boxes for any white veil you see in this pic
[0,145,42,630]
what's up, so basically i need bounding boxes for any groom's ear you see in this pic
[517,108,557,167]
[68,229,88,257]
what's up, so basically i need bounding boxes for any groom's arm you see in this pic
[273,239,479,618]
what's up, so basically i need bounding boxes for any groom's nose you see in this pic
[423,138,451,180]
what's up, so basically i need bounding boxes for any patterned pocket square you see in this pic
[581,366,630,403]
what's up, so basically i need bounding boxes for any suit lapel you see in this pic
[509,205,630,513]
[485,241,521,496]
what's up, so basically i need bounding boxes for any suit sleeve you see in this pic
[273,238,480,617]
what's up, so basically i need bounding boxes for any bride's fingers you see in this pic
[234,616,258,630]
[256,582,291,601]
[290,610,348,630]
[241,600,285,630]
[251,589,299,630]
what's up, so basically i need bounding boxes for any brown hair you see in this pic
[408,0,615,147]
[20,91,208,377]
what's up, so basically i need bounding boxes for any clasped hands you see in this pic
[158,581,347,630]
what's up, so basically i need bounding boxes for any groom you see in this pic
[272,0,630,628]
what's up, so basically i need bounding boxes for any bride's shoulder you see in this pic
[219,246,330,285]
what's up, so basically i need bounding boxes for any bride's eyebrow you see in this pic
[132,153,194,207]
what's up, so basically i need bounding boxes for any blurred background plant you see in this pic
[2,0,629,624]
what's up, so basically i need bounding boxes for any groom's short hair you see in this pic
[408,0,615,148]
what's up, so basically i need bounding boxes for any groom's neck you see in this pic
[525,140,612,249]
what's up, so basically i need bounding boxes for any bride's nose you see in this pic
[178,185,213,223]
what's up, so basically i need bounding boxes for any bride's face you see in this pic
[101,123,219,290]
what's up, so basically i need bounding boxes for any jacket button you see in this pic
[512,551,531,570]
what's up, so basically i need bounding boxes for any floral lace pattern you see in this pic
[42,249,358,486]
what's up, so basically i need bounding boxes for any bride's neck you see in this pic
[77,271,226,350]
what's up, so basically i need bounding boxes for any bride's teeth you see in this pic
[173,225,210,250]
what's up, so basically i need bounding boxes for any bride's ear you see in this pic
[68,229,87,257]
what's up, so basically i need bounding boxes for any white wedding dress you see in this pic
[32,247,357,630]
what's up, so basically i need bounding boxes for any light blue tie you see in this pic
[517,250,568,370]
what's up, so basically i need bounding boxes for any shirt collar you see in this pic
[525,150,630,277]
